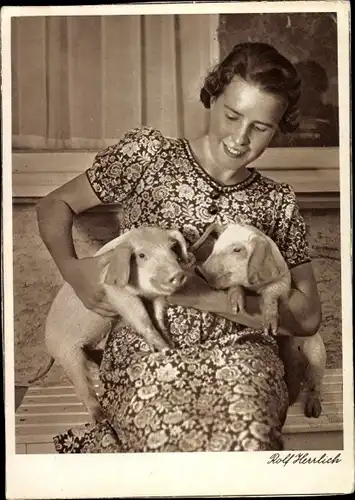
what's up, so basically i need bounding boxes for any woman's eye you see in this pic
[226,114,239,121]
[138,253,146,259]
[253,124,268,133]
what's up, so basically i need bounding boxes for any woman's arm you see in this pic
[37,173,117,316]
[168,262,321,337]
[37,174,99,273]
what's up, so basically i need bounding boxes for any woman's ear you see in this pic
[104,243,133,287]
[247,237,282,286]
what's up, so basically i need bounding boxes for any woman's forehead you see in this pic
[222,76,287,124]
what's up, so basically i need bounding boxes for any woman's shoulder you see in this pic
[255,170,297,201]
[113,126,179,151]
[92,126,180,166]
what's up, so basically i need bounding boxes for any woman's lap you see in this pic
[53,309,289,453]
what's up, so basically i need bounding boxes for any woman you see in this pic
[37,42,321,452]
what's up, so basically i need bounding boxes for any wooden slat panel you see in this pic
[260,169,339,192]
[283,431,343,451]
[284,411,343,431]
[253,147,339,170]
[13,172,79,186]
[17,403,86,415]
[17,412,90,426]
[16,426,87,444]
[16,443,27,454]
[288,402,343,417]
[21,395,83,406]
[25,383,100,396]
[12,151,97,172]
[26,443,56,454]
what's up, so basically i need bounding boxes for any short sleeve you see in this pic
[86,127,165,204]
[272,185,311,269]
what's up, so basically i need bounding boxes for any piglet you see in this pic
[28,227,189,421]
[191,222,326,419]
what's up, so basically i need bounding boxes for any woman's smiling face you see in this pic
[207,76,287,172]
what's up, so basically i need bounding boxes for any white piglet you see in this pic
[28,227,189,421]
[192,222,326,419]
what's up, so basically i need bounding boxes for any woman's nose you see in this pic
[231,123,250,146]
[233,129,250,146]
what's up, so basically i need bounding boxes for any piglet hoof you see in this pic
[263,321,278,336]
[304,396,322,418]
[228,287,245,314]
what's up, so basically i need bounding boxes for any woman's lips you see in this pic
[222,142,247,159]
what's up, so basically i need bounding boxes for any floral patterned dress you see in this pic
[53,127,311,453]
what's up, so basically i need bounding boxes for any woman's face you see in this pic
[207,76,287,172]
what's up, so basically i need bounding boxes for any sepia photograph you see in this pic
[3,1,353,498]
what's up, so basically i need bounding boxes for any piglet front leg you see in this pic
[228,285,246,314]
[301,332,326,418]
[105,286,171,351]
[152,296,174,348]
[260,293,279,335]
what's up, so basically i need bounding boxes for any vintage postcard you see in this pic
[2,1,353,498]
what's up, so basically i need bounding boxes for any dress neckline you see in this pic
[181,138,260,191]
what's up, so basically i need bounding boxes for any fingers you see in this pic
[83,298,118,317]
[92,307,117,318]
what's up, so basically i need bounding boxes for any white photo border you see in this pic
[2,2,353,498]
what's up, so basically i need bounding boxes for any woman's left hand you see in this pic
[167,269,266,330]
[167,270,232,314]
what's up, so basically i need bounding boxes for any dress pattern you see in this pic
[53,126,311,453]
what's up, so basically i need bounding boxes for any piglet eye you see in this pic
[171,243,182,260]
[138,253,146,259]
[234,248,241,253]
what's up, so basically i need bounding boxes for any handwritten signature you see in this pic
[267,452,342,466]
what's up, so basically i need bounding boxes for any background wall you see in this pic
[219,12,339,147]
[12,14,217,150]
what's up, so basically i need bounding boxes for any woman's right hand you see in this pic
[62,251,117,317]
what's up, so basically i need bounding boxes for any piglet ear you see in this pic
[247,237,282,286]
[104,243,132,287]
[190,222,227,254]
[210,223,227,237]
[167,229,189,263]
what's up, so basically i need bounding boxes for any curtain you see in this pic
[11,15,218,150]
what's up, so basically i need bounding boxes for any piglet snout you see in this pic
[168,270,186,288]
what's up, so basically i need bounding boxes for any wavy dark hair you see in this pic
[200,42,302,134]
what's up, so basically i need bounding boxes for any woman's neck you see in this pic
[188,136,250,186]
